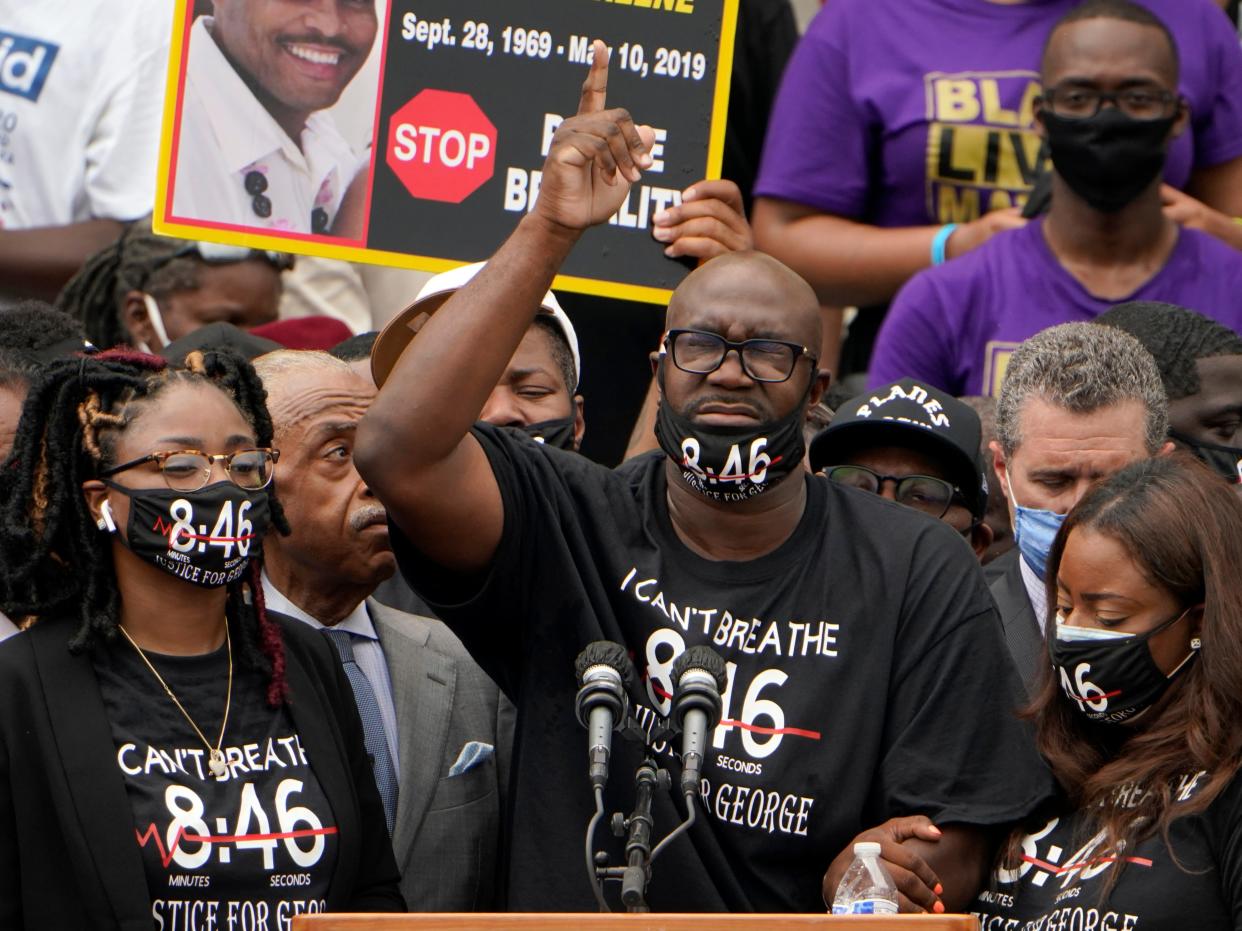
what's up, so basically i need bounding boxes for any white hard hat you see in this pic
[371,261,580,389]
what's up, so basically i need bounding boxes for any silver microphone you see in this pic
[574,642,636,788]
[670,646,727,796]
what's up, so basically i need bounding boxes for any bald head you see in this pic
[667,251,821,352]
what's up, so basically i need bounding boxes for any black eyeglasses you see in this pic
[663,329,815,383]
[1041,86,1180,121]
[101,448,280,491]
[821,465,967,519]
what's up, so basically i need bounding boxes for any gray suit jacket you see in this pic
[367,598,513,911]
[988,549,1045,697]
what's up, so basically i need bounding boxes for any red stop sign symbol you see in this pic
[386,90,497,204]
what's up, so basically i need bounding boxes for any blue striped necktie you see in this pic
[322,628,399,836]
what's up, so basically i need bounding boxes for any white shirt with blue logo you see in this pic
[0,0,172,228]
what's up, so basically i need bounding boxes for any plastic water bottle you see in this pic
[830,841,899,915]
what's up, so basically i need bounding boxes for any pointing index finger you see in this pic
[578,39,610,115]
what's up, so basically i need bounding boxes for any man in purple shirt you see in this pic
[868,0,1242,397]
[754,0,1242,377]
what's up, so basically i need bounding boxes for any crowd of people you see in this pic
[3,0,1242,929]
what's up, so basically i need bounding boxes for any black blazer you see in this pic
[0,614,405,929]
[988,548,1046,697]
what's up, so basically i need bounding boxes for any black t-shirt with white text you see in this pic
[94,637,339,931]
[973,772,1242,931]
[392,426,1054,912]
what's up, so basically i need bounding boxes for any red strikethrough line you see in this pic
[1022,853,1153,875]
[1063,689,1122,703]
[679,455,784,481]
[136,822,338,869]
[650,681,822,740]
[176,531,258,544]
[720,718,822,740]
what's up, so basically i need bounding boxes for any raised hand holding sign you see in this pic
[533,40,657,232]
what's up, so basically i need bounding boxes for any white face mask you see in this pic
[1054,614,1136,642]
[138,293,171,353]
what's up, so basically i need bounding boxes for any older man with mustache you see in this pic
[255,349,510,910]
[171,0,378,235]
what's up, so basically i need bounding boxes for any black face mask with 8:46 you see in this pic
[654,391,809,503]
[104,480,270,588]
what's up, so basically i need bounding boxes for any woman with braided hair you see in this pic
[0,348,404,928]
[56,216,290,352]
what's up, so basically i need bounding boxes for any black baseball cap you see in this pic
[809,378,988,518]
[158,322,281,363]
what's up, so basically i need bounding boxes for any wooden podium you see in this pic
[293,914,979,930]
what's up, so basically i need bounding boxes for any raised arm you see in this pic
[355,43,653,572]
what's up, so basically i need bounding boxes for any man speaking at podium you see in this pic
[357,44,1052,914]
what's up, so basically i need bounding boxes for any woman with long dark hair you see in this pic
[0,349,403,928]
[974,454,1242,928]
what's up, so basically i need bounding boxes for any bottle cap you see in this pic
[854,841,882,858]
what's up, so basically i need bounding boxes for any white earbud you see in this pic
[141,293,171,350]
[100,500,117,533]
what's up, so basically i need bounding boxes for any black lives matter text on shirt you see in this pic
[94,637,339,931]
[392,424,1053,913]
[365,0,736,299]
[973,773,1242,931]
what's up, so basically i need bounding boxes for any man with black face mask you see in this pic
[357,44,1052,916]
[868,0,1242,398]
[346,264,586,620]
[1098,301,1242,486]
[370,262,585,452]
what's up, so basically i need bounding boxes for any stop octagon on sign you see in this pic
[386,90,498,204]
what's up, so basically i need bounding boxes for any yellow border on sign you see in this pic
[710,0,740,191]
[153,0,739,307]
[152,0,189,251]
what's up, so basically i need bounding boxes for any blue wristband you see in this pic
[931,223,958,266]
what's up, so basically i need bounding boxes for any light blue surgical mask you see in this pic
[1053,616,1135,642]
[1009,485,1066,580]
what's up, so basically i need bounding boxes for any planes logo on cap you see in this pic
[854,382,951,429]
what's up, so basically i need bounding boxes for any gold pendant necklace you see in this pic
[118,622,233,779]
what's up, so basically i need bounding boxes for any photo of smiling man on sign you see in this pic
[169,0,383,238]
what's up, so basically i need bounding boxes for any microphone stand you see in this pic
[618,755,661,912]
[589,741,680,912]
[581,645,725,912]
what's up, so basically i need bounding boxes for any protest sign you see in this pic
[154,0,739,304]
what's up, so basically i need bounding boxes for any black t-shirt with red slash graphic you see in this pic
[391,424,1054,913]
[973,773,1242,931]
[94,637,339,931]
